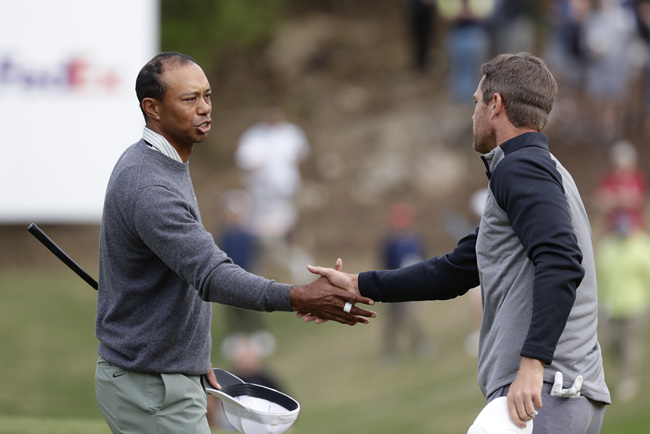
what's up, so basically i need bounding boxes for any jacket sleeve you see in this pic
[358,230,480,302]
[491,151,583,364]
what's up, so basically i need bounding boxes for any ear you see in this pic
[490,93,504,119]
[142,98,161,121]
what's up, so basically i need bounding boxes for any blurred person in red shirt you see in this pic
[595,140,647,235]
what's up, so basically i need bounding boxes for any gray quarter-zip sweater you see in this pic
[359,133,610,404]
[96,140,292,375]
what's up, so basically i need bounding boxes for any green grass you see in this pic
[0,265,649,433]
[0,416,109,434]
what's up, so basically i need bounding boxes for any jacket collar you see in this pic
[480,132,549,180]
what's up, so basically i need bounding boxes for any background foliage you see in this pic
[161,0,286,66]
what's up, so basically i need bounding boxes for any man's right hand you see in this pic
[291,258,375,326]
[306,258,360,296]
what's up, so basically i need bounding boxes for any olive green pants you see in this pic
[95,357,211,434]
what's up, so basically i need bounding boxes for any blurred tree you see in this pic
[161,0,287,67]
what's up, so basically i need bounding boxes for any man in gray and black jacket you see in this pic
[307,53,610,433]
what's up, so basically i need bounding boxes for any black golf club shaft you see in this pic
[27,223,98,290]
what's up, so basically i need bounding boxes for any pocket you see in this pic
[158,374,207,419]
[96,357,126,384]
[146,373,166,414]
[544,393,588,404]
[537,393,593,431]
[544,391,591,409]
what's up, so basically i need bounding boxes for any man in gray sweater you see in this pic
[95,52,376,434]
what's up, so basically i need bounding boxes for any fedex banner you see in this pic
[0,0,158,223]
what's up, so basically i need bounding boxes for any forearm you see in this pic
[521,259,581,363]
[359,231,479,302]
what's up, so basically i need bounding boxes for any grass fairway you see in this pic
[0,415,109,434]
[1,265,649,433]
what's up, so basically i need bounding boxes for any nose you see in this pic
[198,96,211,115]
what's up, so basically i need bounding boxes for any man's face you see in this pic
[156,63,212,149]
[472,76,497,155]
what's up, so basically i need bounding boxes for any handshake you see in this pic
[290,258,377,326]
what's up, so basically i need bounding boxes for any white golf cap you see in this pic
[208,369,300,434]
[467,397,533,434]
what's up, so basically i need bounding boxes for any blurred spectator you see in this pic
[380,203,431,363]
[407,0,437,72]
[217,189,257,274]
[214,189,270,338]
[487,0,535,55]
[544,0,593,142]
[595,140,647,235]
[635,0,650,133]
[596,225,650,403]
[463,188,487,357]
[440,188,486,357]
[208,333,288,431]
[594,139,649,403]
[438,0,494,102]
[583,0,637,143]
[236,106,312,282]
[236,106,309,241]
[220,333,285,391]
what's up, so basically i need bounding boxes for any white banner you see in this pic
[0,0,158,222]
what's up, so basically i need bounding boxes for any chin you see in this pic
[472,140,485,154]
[473,133,496,155]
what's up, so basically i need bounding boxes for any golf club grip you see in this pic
[27,223,98,290]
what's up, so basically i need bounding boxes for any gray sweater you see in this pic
[96,140,292,375]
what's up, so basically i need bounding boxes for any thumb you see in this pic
[306,264,352,291]
[206,364,221,390]
[306,264,328,276]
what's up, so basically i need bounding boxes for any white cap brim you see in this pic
[467,397,533,434]
[207,371,300,434]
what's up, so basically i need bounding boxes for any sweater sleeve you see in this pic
[358,230,480,302]
[491,152,583,364]
[133,185,292,312]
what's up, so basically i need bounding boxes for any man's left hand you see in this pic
[206,363,220,390]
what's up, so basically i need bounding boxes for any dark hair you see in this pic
[135,52,197,118]
[480,53,557,131]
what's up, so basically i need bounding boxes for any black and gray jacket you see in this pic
[359,132,610,404]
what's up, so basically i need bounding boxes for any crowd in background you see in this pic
[544,0,650,144]
[408,0,650,145]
